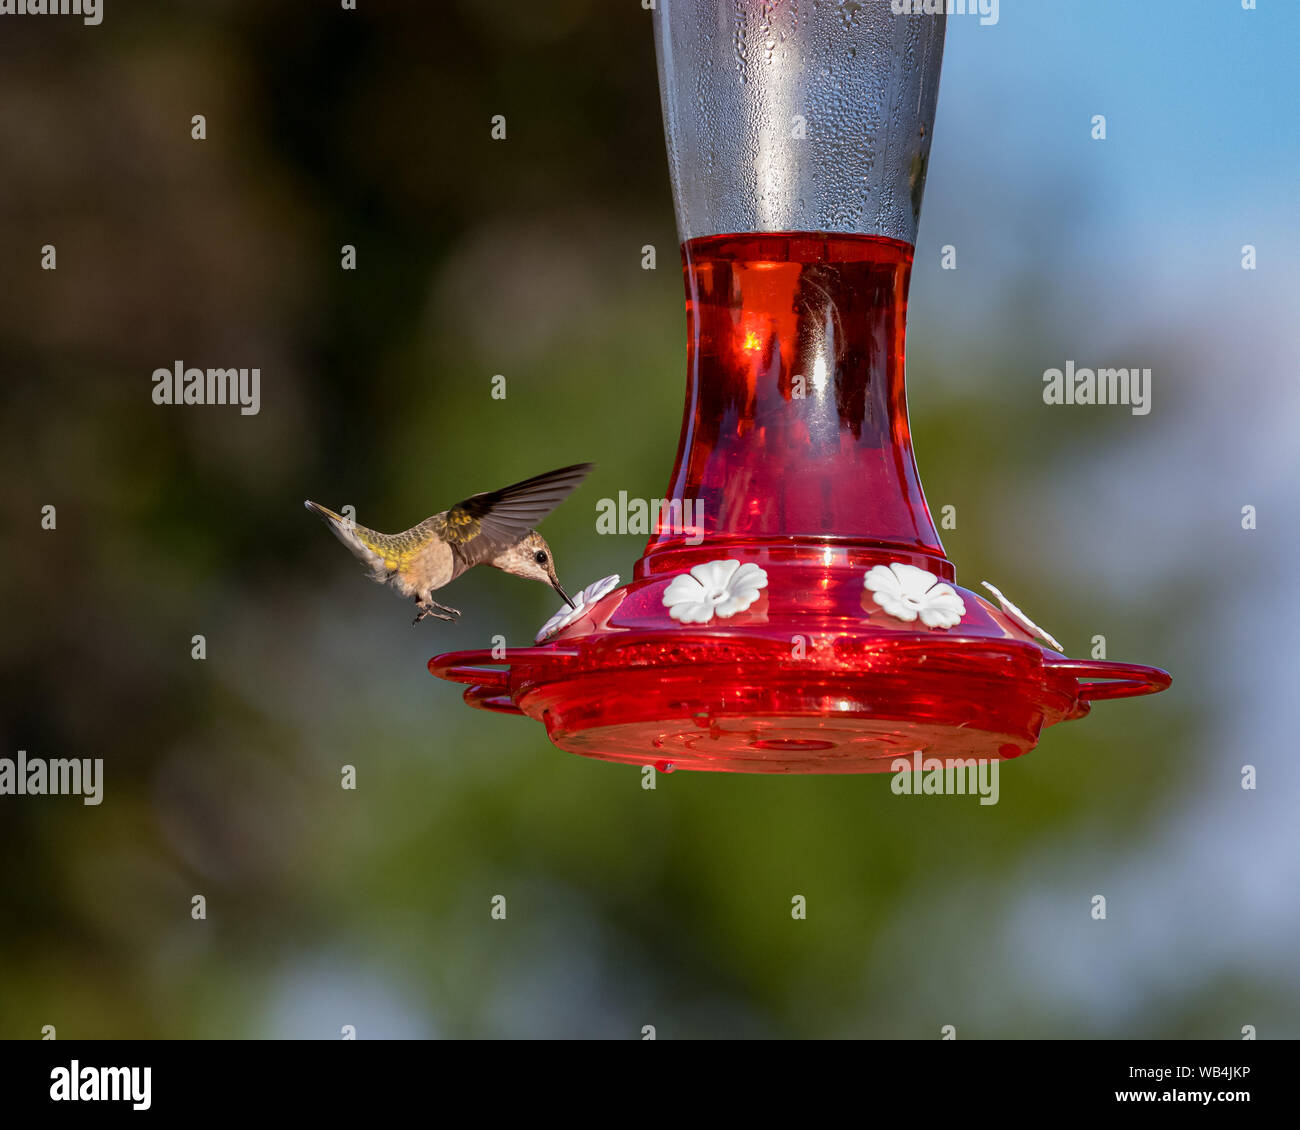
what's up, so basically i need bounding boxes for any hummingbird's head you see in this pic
[491,531,575,608]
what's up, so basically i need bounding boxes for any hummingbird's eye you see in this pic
[534,551,548,565]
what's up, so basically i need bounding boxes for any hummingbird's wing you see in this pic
[433,462,593,574]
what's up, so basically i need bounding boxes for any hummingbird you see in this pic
[305,462,593,625]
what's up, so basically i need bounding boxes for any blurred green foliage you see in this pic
[0,1,1276,1039]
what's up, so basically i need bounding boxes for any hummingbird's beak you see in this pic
[552,578,576,609]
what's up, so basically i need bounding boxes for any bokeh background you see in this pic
[1,0,1297,1038]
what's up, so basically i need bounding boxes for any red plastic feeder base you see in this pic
[429,545,1170,775]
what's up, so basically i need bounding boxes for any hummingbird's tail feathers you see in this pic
[304,499,345,524]
[434,462,595,569]
[304,500,392,580]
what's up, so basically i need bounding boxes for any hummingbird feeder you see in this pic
[430,2,1170,773]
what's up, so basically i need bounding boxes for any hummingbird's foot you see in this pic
[430,600,461,619]
[412,598,458,626]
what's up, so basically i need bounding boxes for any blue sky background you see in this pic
[892,0,1300,1036]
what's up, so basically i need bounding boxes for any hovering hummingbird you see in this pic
[305,462,593,625]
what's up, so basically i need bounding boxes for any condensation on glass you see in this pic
[653,0,946,243]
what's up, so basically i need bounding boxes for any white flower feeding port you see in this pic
[980,582,1065,653]
[864,563,966,630]
[663,560,769,624]
[536,575,622,644]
